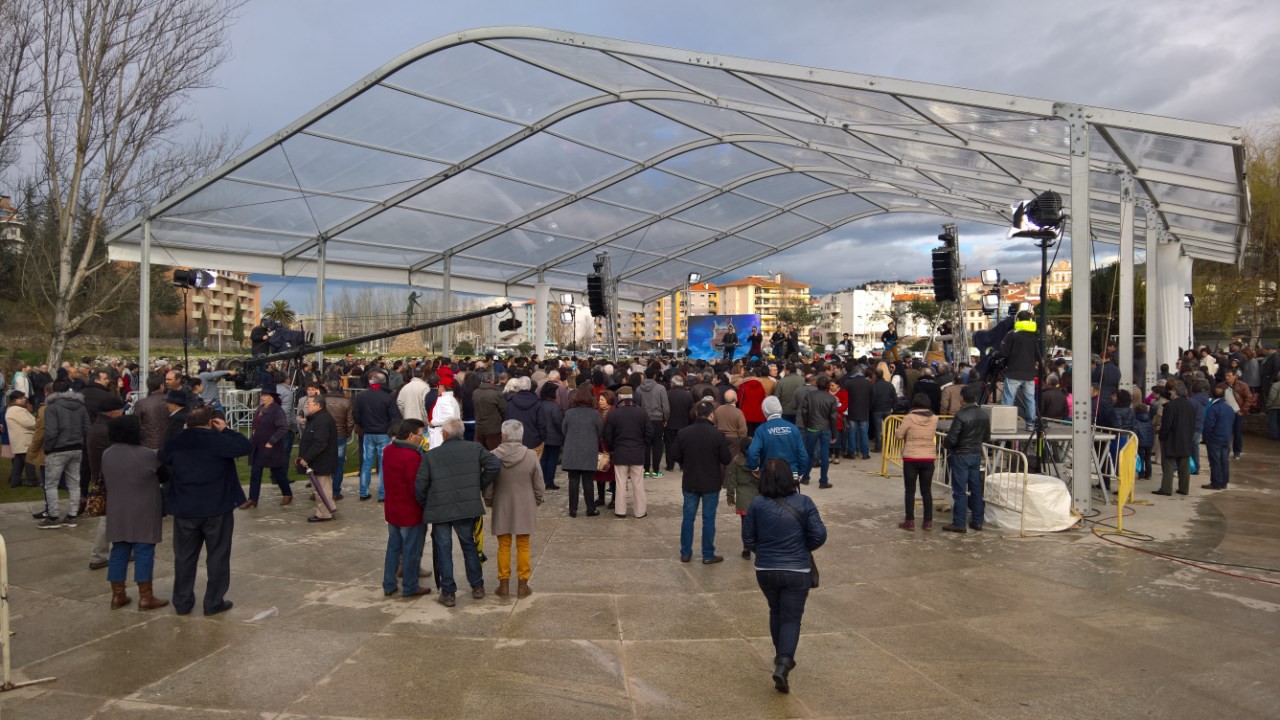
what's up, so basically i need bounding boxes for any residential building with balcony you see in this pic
[719,274,812,335]
[184,270,262,348]
[815,289,892,350]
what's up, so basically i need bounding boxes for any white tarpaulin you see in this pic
[984,473,1076,533]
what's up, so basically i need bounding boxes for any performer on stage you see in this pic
[746,326,764,361]
[938,321,954,364]
[881,321,900,363]
[721,324,740,362]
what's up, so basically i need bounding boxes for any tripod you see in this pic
[1022,232,1058,475]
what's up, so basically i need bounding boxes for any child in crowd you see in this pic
[729,436,759,560]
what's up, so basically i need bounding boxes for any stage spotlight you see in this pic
[980,269,1000,286]
[981,292,1001,313]
[560,310,574,325]
[173,269,217,289]
[559,293,574,305]
[687,272,701,284]
[1008,191,1064,241]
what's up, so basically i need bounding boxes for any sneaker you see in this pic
[652,471,664,478]
[438,593,457,608]
[32,510,51,520]
[61,515,78,528]
[899,519,915,531]
[36,516,63,529]
[922,520,933,531]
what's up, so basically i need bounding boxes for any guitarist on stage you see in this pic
[721,323,740,362]
[881,321,901,363]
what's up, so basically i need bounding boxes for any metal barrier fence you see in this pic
[935,439,1034,537]
[872,414,952,478]
[0,535,56,691]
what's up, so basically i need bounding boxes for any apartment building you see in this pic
[719,274,812,335]
[815,289,892,349]
[186,271,262,347]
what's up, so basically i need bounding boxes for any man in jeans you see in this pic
[942,384,990,533]
[1000,310,1042,431]
[354,371,401,501]
[670,402,732,564]
[416,418,499,607]
[323,379,354,499]
[842,365,872,460]
[1201,383,1235,490]
[797,376,839,489]
[38,380,91,529]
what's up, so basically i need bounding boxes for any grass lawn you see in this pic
[0,437,368,506]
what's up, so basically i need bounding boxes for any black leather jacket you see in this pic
[944,403,990,456]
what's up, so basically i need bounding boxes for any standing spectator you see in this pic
[593,390,618,509]
[841,366,872,460]
[1133,402,1155,480]
[86,397,125,570]
[1039,375,1069,421]
[1000,311,1041,431]
[744,458,827,694]
[472,371,507,450]
[486,420,544,598]
[664,375,693,472]
[354,371,401,501]
[1201,383,1235,490]
[427,378,461,450]
[773,363,803,425]
[324,379,354,499]
[133,375,169,450]
[796,376,838,488]
[160,406,251,616]
[242,390,290,510]
[561,385,603,517]
[39,380,90,529]
[636,369,670,478]
[1154,382,1197,497]
[728,436,759,558]
[397,369,430,422]
[536,383,564,490]
[713,388,748,499]
[416,418,499,608]
[942,384,990,533]
[869,369,896,453]
[1267,370,1280,441]
[505,377,546,457]
[604,386,651,518]
[296,394,339,522]
[1219,368,1252,460]
[381,419,430,598]
[739,368,769,436]
[746,396,808,478]
[670,402,731,564]
[6,392,38,487]
[895,394,938,531]
[101,416,169,611]
[913,368,941,414]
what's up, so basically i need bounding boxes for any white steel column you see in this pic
[1061,105,1094,515]
[441,254,452,355]
[314,238,326,367]
[1117,172,1136,391]
[139,219,152,395]
[1142,202,1160,393]
[534,279,550,359]
[669,293,678,354]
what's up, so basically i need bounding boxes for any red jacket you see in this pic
[739,378,767,424]
[835,388,848,431]
[382,440,424,527]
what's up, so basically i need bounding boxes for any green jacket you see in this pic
[773,374,804,415]
[729,459,760,511]
[415,437,500,524]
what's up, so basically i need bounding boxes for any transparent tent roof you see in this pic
[106,27,1248,307]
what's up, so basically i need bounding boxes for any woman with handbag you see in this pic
[743,458,827,694]
[561,385,603,517]
[593,390,617,509]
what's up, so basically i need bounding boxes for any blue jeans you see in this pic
[540,445,561,488]
[333,437,347,496]
[1231,415,1243,457]
[360,433,390,499]
[801,429,831,484]
[680,490,719,561]
[949,454,984,528]
[1002,377,1036,429]
[1269,409,1280,440]
[432,518,484,596]
[249,463,290,501]
[1206,442,1231,488]
[755,569,811,660]
[846,420,869,456]
[871,411,890,450]
[383,523,426,595]
[107,541,155,583]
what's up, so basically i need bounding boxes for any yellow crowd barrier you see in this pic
[872,414,951,478]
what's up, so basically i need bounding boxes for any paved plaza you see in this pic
[1,447,1278,720]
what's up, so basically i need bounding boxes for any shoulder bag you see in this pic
[773,496,819,588]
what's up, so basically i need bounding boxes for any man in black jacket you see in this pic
[869,371,896,453]
[160,406,252,616]
[664,375,694,472]
[942,384,990,533]
[1000,310,1042,431]
[797,376,839,488]
[354,371,401,501]
[670,402,731,564]
[1155,381,1197,496]
[297,394,339,522]
[842,367,872,459]
[913,369,942,414]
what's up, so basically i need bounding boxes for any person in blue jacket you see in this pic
[746,396,808,478]
[1201,383,1236,490]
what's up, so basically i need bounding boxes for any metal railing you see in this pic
[0,535,56,691]
[872,414,952,478]
[936,438,1034,537]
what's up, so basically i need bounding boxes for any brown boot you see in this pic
[137,581,169,611]
[281,495,293,506]
[495,579,510,598]
[517,579,532,598]
[110,582,131,609]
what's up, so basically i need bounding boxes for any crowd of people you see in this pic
[0,327,1276,691]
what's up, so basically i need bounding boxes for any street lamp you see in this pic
[685,272,701,356]
[1184,294,1195,351]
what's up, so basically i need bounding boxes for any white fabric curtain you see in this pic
[1155,242,1193,368]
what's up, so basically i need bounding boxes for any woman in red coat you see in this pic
[738,369,768,436]
[594,389,617,509]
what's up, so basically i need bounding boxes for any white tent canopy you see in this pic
[107,27,1249,513]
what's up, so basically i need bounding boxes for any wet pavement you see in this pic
[1,444,1278,719]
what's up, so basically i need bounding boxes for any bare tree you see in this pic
[0,0,40,174]
[23,0,242,366]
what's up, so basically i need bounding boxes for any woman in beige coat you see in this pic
[895,394,939,531]
[485,419,544,598]
[6,392,39,487]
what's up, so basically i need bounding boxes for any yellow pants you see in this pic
[496,534,531,581]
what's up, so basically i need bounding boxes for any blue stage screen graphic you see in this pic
[686,314,761,361]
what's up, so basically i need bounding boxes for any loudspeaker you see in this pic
[932,248,957,302]
[587,273,606,317]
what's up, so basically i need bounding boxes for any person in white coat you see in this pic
[428,379,461,450]
[397,370,430,422]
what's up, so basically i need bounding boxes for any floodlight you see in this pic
[687,272,701,283]
[560,310,574,325]
[173,269,216,289]
[980,269,1000,286]
[1008,191,1064,241]
[498,310,523,332]
[981,293,1001,311]
[559,293,574,305]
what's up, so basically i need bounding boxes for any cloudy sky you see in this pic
[180,0,1278,307]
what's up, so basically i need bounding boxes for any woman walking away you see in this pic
[538,382,565,490]
[561,385,603,517]
[100,416,169,610]
[728,436,759,559]
[895,394,938,530]
[594,390,617,509]
[242,389,290,509]
[744,458,827,693]
[486,420,544,598]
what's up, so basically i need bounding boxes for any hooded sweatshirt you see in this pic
[635,378,670,422]
[43,391,91,454]
[895,409,938,461]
